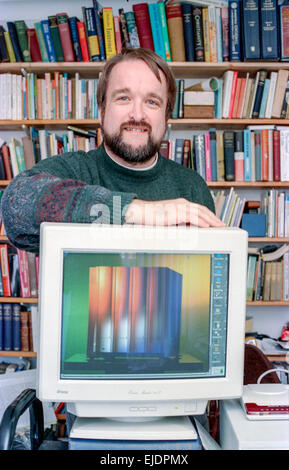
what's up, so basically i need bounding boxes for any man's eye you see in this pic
[119,96,129,101]
[147,99,159,106]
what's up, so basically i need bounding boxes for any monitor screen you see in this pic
[61,251,229,381]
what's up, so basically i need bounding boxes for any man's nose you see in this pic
[128,100,146,121]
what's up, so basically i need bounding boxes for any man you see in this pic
[2,48,224,252]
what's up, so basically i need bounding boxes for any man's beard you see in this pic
[102,120,163,164]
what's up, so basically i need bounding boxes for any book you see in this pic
[166,3,186,61]
[1,144,12,180]
[102,7,117,60]
[280,4,289,61]
[0,305,2,350]
[264,71,278,118]
[125,11,140,48]
[221,6,230,61]
[202,7,210,62]
[68,17,83,62]
[204,133,212,181]
[271,69,289,118]
[56,13,75,62]
[174,138,184,165]
[148,3,166,60]
[93,0,106,61]
[133,3,154,50]
[192,6,204,61]
[258,78,270,118]
[34,22,49,62]
[243,129,251,181]
[20,310,30,352]
[223,130,235,181]
[208,6,217,63]
[83,7,100,61]
[4,31,16,62]
[260,0,279,60]
[0,244,11,297]
[3,303,12,351]
[209,128,217,181]
[41,19,57,62]
[181,3,194,61]
[280,78,289,119]
[272,129,280,182]
[77,21,90,62]
[26,28,42,62]
[12,303,21,351]
[252,70,267,118]
[242,0,260,60]
[17,249,31,297]
[48,15,64,62]
[228,0,242,61]
[234,130,244,181]
[119,8,131,48]
[6,22,22,62]
[113,16,122,54]
[14,20,32,62]
[158,2,172,61]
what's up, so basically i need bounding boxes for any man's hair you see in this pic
[97,48,177,120]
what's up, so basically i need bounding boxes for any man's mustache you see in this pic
[120,120,152,133]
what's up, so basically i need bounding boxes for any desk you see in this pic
[220,399,289,450]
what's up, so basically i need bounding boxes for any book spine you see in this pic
[158,2,172,62]
[242,0,261,60]
[0,304,2,350]
[279,5,289,61]
[254,130,262,181]
[244,129,252,181]
[216,7,223,62]
[252,70,267,118]
[17,248,31,297]
[12,303,21,351]
[3,303,12,351]
[280,78,289,119]
[202,8,210,62]
[68,17,83,62]
[208,6,217,63]
[258,78,270,118]
[192,6,204,61]
[234,130,244,181]
[204,133,212,181]
[221,7,230,61]
[77,21,90,62]
[224,130,235,181]
[34,22,49,62]
[20,310,30,352]
[260,0,279,60]
[280,130,289,181]
[56,13,75,62]
[174,138,184,165]
[119,9,131,48]
[261,129,269,181]
[102,7,117,60]
[14,20,32,62]
[84,7,101,61]
[7,22,22,62]
[272,129,280,181]
[229,0,242,61]
[194,134,206,180]
[133,3,154,50]
[1,145,12,180]
[41,20,57,62]
[113,16,122,54]
[94,9,106,61]
[0,245,11,297]
[125,12,140,48]
[209,128,217,181]
[166,4,186,62]
[26,28,42,62]
[4,31,16,62]
[148,3,166,60]
[181,3,195,61]
[48,15,64,62]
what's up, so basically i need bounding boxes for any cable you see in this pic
[257,369,289,384]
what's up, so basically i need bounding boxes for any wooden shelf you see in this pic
[0,350,37,357]
[248,237,289,242]
[0,297,38,303]
[1,61,289,78]
[208,181,289,188]
[246,301,289,306]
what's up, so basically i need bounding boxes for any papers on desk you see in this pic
[0,369,56,430]
[258,338,288,356]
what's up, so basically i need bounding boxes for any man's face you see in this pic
[99,59,168,165]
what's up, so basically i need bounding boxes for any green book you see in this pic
[14,20,32,62]
[34,22,49,62]
[158,2,172,62]
[15,145,27,173]
[124,12,140,48]
[48,15,64,61]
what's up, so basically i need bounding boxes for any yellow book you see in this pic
[103,7,117,60]
[216,131,225,181]
[208,6,217,63]
[4,31,16,62]
[202,8,210,62]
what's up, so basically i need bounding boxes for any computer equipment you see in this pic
[241,384,289,420]
[37,223,247,440]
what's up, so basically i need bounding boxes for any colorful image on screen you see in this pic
[60,252,229,379]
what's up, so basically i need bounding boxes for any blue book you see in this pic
[181,3,195,61]
[93,9,105,61]
[229,0,242,61]
[148,3,166,60]
[252,70,268,118]
[242,0,261,60]
[34,22,49,62]
[3,303,12,351]
[68,17,83,62]
[7,22,22,62]
[158,2,172,61]
[0,304,3,350]
[260,0,279,60]
[243,129,252,181]
[41,20,57,62]
[209,128,218,181]
[253,130,262,181]
[258,78,270,118]
[216,7,223,62]
[12,303,21,351]
[84,8,101,61]
[174,138,184,165]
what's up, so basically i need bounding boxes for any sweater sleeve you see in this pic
[1,162,137,253]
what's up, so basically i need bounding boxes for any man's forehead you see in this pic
[108,59,166,87]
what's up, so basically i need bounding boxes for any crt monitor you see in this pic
[37,223,247,419]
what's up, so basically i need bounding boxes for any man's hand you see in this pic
[125,198,225,227]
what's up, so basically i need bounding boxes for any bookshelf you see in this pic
[1,1,289,345]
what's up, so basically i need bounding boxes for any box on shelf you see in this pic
[241,214,266,237]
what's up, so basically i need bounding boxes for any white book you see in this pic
[222,70,234,118]
[264,71,277,118]
[39,129,48,159]
[280,129,289,181]
[184,91,215,106]
[278,192,285,238]
[8,141,19,177]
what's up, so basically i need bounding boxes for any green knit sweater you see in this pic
[2,144,214,252]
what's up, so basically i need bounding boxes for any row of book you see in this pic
[0,127,102,179]
[0,244,39,299]
[161,126,289,182]
[0,72,99,120]
[0,303,34,352]
[246,244,289,301]
[0,1,289,64]
[211,187,246,227]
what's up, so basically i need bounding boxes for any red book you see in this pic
[17,249,31,298]
[77,21,90,62]
[56,13,75,62]
[1,144,12,180]
[113,16,122,54]
[228,71,238,118]
[231,78,242,118]
[26,28,42,61]
[236,77,247,118]
[273,129,280,181]
[132,3,154,50]
[159,140,170,159]
[0,244,11,297]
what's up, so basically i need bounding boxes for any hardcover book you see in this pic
[242,0,260,60]
[102,7,117,60]
[192,6,204,61]
[182,3,195,61]
[48,15,64,62]
[280,4,289,61]
[7,22,22,61]
[260,0,279,60]
[133,3,154,50]
[228,0,242,61]
[166,3,186,61]
[56,13,75,62]
[14,20,32,62]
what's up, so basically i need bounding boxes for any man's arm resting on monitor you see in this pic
[124,198,225,228]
